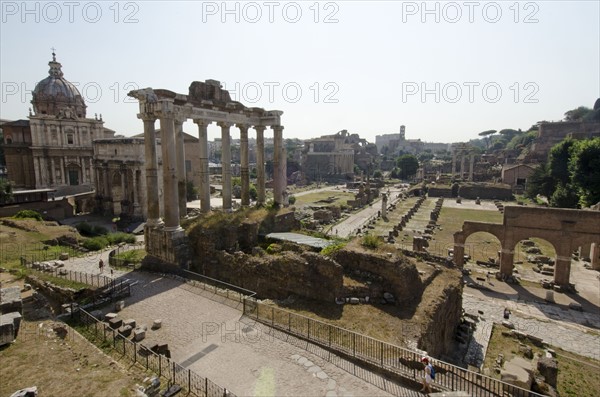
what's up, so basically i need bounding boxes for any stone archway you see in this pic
[454,206,600,286]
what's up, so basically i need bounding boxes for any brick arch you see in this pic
[454,206,600,286]
[454,222,505,267]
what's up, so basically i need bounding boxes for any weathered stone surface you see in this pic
[115,300,125,312]
[8,386,38,397]
[537,356,558,387]
[152,319,162,329]
[0,287,22,314]
[104,312,118,321]
[109,318,123,329]
[204,250,343,302]
[332,246,423,306]
[119,325,133,337]
[501,357,534,390]
[124,318,136,328]
[133,327,146,341]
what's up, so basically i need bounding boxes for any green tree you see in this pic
[373,170,383,179]
[185,181,198,202]
[478,129,497,149]
[526,163,554,199]
[396,154,419,180]
[569,137,600,207]
[549,138,576,186]
[550,182,579,208]
[564,106,593,121]
[0,179,12,204]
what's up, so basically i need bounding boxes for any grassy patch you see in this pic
[293,191,356,206]
[0,320,144,396]
[114,249,146,264]
[483,324,600,397]
[31,271,90,290]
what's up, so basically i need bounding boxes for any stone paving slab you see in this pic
[103,272,413,396]
[463,293,600,361]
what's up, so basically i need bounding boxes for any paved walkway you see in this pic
[463,290,600,361]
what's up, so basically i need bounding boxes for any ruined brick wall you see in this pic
[199,251,343,301]
[332,247,424,305]
[458,183,513,200]
[417,272,463,357]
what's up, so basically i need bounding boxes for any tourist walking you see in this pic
[420,356,433,394]
[99,259,104,273]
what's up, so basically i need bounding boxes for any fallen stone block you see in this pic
[115,300,125,312]
[90,310,103,320]
[152,319,162,330]
[104,312,118,322]
[119,325,133,337]
[109,318,123,329]
[133,327,146,342]
[123,318,136,328]
[568,302,583,312]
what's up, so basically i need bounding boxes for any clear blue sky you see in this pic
[1,1,599,143]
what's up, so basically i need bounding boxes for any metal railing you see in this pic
[75,308,236,397]
[21,256,114,288]
[243,298,546,397]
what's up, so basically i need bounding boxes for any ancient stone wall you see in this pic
[417,276,463,357]
[332,247,424,305]
[199,251,343,301]
[458,183,512,200]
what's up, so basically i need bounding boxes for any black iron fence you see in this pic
[75,308,236,397]
[243,298,545,397]
[20,256,114,288]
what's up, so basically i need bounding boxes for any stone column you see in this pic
[194,119,211,212]
[219,122,232,211]
[175,117,187,218]
[272,125,284,206]
[50,157,56,185]
[141,114,162,226]
[460,155,466,180]
[590,243,599,270]
[451,151,456,176]
[33,157,41,188]
[159,100,182,231]
[238,124,250,206]
[499,248,514,278]
[255,125,266,205]
[469,154,475,181]
[132,169,142,217]
[554,255,573,286]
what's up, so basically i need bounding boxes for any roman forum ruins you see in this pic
[128,80,286,264]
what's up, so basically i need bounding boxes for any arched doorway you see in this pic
[463,231,502,265]
[513,237,558,281]
[66,163,81,185]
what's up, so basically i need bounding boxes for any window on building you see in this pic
[185,160,192,173]
[67,134,74,145]
[516,178,526,186]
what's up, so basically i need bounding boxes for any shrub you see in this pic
[320,241,346,257]
[361,234,381,249]
[266,243,282,254]
[14,210,43,221]
[82,236,109,251]
[288,195,297,204]
[106,232,136,245]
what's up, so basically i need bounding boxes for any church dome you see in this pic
[31,52,87,118]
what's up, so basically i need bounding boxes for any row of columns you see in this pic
[451,152,475,181]
[141,99,285,232]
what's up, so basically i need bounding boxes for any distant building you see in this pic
[2,53,115,195]
[502,164,536,192]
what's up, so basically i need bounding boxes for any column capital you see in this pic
[218,121,233,129]
[253,125,267,132]
[193,118,211,127]
[138,113,156,122]
[236,123,249,131]
[272,125,284,132]
[156,98,175,119]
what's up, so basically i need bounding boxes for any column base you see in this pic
[146,218,164,228]
[144,224,190,266]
